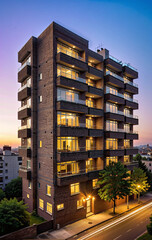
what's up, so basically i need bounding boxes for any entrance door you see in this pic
[86,199,92,214]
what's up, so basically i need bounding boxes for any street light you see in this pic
[137,184,141,204]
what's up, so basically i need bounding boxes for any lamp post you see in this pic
[137,185,141,204]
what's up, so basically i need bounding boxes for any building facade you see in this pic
[18,22,138,227]
[0,146,22,189]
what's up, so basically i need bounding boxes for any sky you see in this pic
[0,0,152,147]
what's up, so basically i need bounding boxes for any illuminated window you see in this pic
[124,108,130,116]
[27,138,31,148]
[70,183,80,195]
[106,120,118,131]
[106,138,118,150]
[57,64,79,80]
[27,98,31,107]
[46,185,51,196]
[124,139,130,148]
[86,98,95,108]
[57,88,83,104]
[57,43,80,60]
[40,141,42,148]
[57,112,79,127]
[57,161,79,177]
[27,159,31,169]
[39,199,44,210]
[92,179,99,189]
[86,118,94,129]
[86,138,95,151]
[77,200,83,209]
[28,181,31,189]
[27,194,30,199]
[57,203,64,211]
[124,124,130,133]
[106,102,118,113]
[39,96,42,103]
[57,137,79,152]
[124,155,130,163]
[124,92,132,100]
[106,156,118,165]
[46,202,52,215]
[106,86,118,95]
[86,159,94,172]
[39,73,42,80]
[86,78,95,87]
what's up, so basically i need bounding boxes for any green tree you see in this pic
[130,168,149,203]
[133,153,142,162]
[5,177,22,199]
[147,216,152,235]
[0,189,5,202]
[0,198,30,236]
[98,161,131,214]
[137,156,152,190]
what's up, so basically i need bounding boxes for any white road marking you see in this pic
[113,235,122,240]
[126,229,132,232]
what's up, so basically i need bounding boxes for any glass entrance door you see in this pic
[86,199,92,214]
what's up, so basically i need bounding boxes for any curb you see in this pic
[66,198,152,240]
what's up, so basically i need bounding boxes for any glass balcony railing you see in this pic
[106,70,124,82]
[18,82,31,93]
[106,128,124,132]
[57,71,86,84]
[124,113,138,119]
[109,55,122,64]
[124,96,138,103]
[106,146,124,150]
[106,89,124,98]
[123,63,137,72]
[57,96,86,105]
[106,109,124,115]
[124,130,138,134]
[57,47,84,61]
[57,146,86,153]
[18,104,31,112]
[57,123,86,128]
[124,79,138,88]
[18,61,31,72]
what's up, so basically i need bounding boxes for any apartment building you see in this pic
[0,146,22,189]
[18,22,138,227]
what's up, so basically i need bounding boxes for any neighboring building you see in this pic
[142,158,152,173]
[0,146,22,189]
[18,22,139,227]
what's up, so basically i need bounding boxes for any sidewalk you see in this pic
[37,193,152,239]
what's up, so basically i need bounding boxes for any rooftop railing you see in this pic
[57,71,86,84]
[109,55,122,64]
[123,63,137,72]
[18,61,31,72]
[106,70,124,82]
[106,128,125,132]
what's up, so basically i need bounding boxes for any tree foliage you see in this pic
[0,198,30,236]
[98,161,131,214]
[5,177,22,199]
[147,216,152,235]
[0,189,5,202]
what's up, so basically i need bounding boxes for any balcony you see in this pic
[18,126,31,138]
[18,147,31,158]
[105,56,122,72]
[57,98,87,114]
[56,52,87,71]
[88,128,104,137]
[87,147,103,158]
[57,74,87,92]
[125,131,138,140]
[88,107,104,117]
[123,63,138,79]
[105,129,125,139]
[105,90,125,105]
[124,79,138,95]
[105,71,124,88]
[18,62,31,83]
[124,147,138,155]
[87,66,103,79]
[125,114,138,125]
[125,97,138,109]
[19,166,31,180]
[123,161,138,171]
[88,86,103,97]
[18,83,31,101]
[57,123,88,137]
[105,109,124,122]
[105,147,124,157]
[18,105,31,120]
[57,147,88,162]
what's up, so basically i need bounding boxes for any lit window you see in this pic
[57,111,79,127]
[86,98,95,108]
[70,183,80,195]
[106,102,118,114]
[77,200,83,209]
[106,138,118,150]
[39,199,44,210]
[57,203,64,211]
[27,194,30,199]
[46,202,52,215]
[57,161,79,177]
[57,64,79,80]
[106,156,118,166]
[46,185,51,196]
[27,159,31,169]
[28,181,32,189]
[86,118,94,129]
[86,138,95,151]
[39,96,42,103]
[39,73,42,80]
[57,137,79,152]
[86,159,94,172]
[40,141,42,148]
[92,179,99,189]
[124,139,130,148]
[106,120,118,132]
[124,155,130,163]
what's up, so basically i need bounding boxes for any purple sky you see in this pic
[0,0,152,147]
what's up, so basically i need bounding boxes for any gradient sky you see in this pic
[0,0,152,147]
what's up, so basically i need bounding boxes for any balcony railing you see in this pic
[124,79,138,88]
[57,123,86,128]
[106,89,124,98]
[18,125,31,130]
[18,146,31,150]
[18,104,31,112]
[57,72,86,84]
[18,82,31,93]
[106,70,124,82]
[124,113,138,119]
[57,147,86,153]
[106,146,124,150]
[106,109,124,115]
[124,146,138,150]
[123,63,137,72]
[57,96,86,105]
[124,96,138,103]
[18,61,31,72]
[57,47,84,61]
[109,55,122,64]
[87,125,103,130]
[124,130,138,134]
[106,128,124,132]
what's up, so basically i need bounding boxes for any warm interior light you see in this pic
[93,197,95,200]
[72,65,75,67]
[83,198,86,202]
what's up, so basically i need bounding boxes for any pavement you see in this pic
[37,193,152,240]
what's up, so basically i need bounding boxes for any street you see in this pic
[69,202,152,240]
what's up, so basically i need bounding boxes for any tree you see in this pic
[0,189,5,202]
[147,216,152,235]
[5,177,22,199]
[130,168,149,203]
[133,153,142,162]
[0,198,30,236]
[98,161,131,214]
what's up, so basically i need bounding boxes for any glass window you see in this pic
[86,98,95,108]
[57,203,64,211]
[106,138,118,150]
[106,103,118,113]
[87,78,96,87]
[124,140,130,148]
[124,108,130,116]
[86,138,95,151]
[92,179,99,189]
[86,118,94,129]
[57,161,79,177]
[57,112,79,127]
[57,88,82,104]
[46,185,51,196]
[39,199,44,210]
[39,73,42,80]
[57,137,79,152]
[106,86,118,95]
[46,202,52,215]
[106,156,118,165]
[40,141,42,148]
[124,155,130,163]
[124,92,132,100]
[57,43,79,60]
[39,96,42,103]
[106,120,118,131]
[27,194,30,199]
[86,159,94,172]
[124,124,130,133]
[57,64,79,80]
[28,181,31,189]
[77,200,83,209]
[27,160,31,169]
[70,183,80,195]
[27,138,31,148]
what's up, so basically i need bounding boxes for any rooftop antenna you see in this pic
[96,43,103,52]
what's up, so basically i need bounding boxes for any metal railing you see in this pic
[124,96,138,103]
[106,88,124,98]
[57,71,86,84]
[18,82,31,93]
[57,96,86,105]
[106,70,124,82]
[123,63,137,72]
[57,47,84,61]
[124,79,138,88]
[18,61,31,72]
[18,104,31,112]
[109,55,122,64]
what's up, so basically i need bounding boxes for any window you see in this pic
[70,183,80,195]
[28,181,32,189]
[77,200,83,209]
[124,108,130,117]
[92,179,99,189]
[86,78,96,87]
[57,43,80,60]
[57,161,79,177]
[149,163,151,167]
[5,176,8,180]
[106,103,118,114]
[39,73,42,80]
[5,170,7,173]
[106,120,118,132]
[57,137,79,152]
[124,155,130,163]
[39,163,41,169]
[57,112,79,127]
[27,138,31,148]
[106,86,118,96]
[39,199,44,210]
[106,138,118,150]
[86,138,95,151]
[124,124,130,133]
[40,141,42,148]
[124,92,132,100]
[124,140,130,148]
[57,203,64,211]
[5,163,8,167]
[57,64,79,80]
[0,170,3,173]
[39,96,42,103]
[27,159,31,169]
[46,185,51,196]
[38,182,40,188]
[86,159,94,172]
[27,194,30,199]
[46,202,52,215]
[57,88,83,104]
[106,156,118,166]
[86,118,94,129]
[86,98,95,108]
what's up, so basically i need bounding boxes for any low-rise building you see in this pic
[142,157,152,173]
